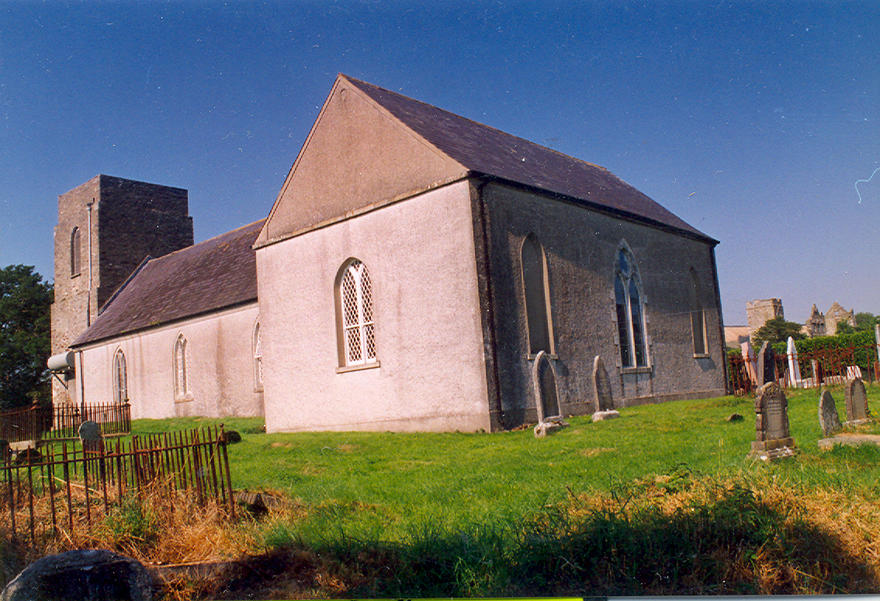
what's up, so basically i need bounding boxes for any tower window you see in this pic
[70,227,81,277]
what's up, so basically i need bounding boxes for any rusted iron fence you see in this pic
[0,402,131,444]
[728,344,880,395]
[0,427,233,544]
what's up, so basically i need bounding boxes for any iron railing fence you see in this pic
[0,402,131,443]
[0,427,234,545]
[728,343,879,395]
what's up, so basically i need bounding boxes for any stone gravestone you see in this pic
[786,336,802,388]
[755,342,767,386]
[532,351,566,438]
[749,382,796,460]
[818,388,842,436]
[78,420,102,454]
[0,549,153,601]
[741,342,757,385]
[591,355,619,422]
[844,377,870,425]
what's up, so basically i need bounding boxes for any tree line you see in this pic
[0,265,52,411]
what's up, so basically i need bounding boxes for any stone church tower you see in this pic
[50,175,193,405]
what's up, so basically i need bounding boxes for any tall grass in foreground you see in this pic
[196,466,880,598]
[6,385,880,599]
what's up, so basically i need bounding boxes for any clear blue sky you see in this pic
[1,1,877,325]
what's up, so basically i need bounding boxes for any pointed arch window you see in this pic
[253,322,263,390]
[336,259,376,367]
[614,245,649,368]
[689,268,708,356]
[521,234,555,356]
[174,335,188,398]
[70,227,81,277]
[113,349,128,404]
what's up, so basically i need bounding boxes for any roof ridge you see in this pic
[341,75,609,172]
[149,218,266,264]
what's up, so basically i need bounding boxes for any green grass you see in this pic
[130,384,880,545]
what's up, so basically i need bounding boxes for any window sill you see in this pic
[620,366,652,375]
[71,272,81,279]
[174,394,194,403]
[693,353,711,359]
[526,353,558,361]
[336,361,381,374]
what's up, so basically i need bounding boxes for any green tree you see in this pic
[752,317,805,347]
[0,265,53,410]
[835,321,856,335]
[854,312,878,331]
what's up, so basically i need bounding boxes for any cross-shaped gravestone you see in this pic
[749,382,796,460]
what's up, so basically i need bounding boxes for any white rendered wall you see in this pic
[257,181,491,432]
[76,303,263,420]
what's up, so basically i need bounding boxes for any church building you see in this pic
[51,74,728,432]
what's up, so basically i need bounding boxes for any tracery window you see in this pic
[336,259,376,367]
[253,322,263,390]
[614,245,649,368]
[113,349,128,403]
[521,234,555,355]
[70,227,81,277]
[174,335,188,398]
[689,268,707,356]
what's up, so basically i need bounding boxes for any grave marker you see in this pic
[749,382,796,460]
[844,377,870,424]
[591,355,619,422]
[786,336,802,387]
[818,388,842,436]
[78,420,102,453]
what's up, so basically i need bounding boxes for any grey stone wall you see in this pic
[478,182,726,427]
[50,175,193,405]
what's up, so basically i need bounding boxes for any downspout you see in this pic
[472,177,503,429]
[78,351,86,414]
[86,199,94,327]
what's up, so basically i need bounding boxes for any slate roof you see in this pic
[72,219,265,347]
[345,75,714,243]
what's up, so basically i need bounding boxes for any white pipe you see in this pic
[86,199,94,326]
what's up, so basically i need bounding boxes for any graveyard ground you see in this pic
[6,385,880,599]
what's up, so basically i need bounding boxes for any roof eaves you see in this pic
[471,171,719,246]
[71,298,259,350]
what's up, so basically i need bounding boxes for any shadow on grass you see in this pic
[203,475,878,599]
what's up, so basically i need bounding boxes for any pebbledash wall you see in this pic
[258,180,492,433]
[481,182,726,426]
[73,303,263,420]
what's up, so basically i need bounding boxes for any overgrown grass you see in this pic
[131,384,880,545]
[14,384,880,598]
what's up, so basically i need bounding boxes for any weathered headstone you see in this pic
[749,382,796,460]
[532,352,567,438]
[786,336,802,388]
[844,377,870,424]
[741,342,757,384]
[818,388,842,436]
[0,549,153,601]
[755,342,768,386]
[591,355,619,422]
[78,420,102,454]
